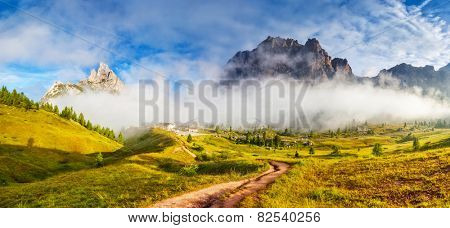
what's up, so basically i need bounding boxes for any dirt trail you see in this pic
[150,161,290,208]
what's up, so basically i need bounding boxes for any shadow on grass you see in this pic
[0,129,180,185]
[0,144,95,185]
[315,153,359,159]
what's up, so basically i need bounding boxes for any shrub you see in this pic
[187,134,192,143]
[179,164,198,176]
[330,145,340,156]
[196,160,265,175]
[191,143,204,152]
[195,152,212,161]
[413,138,420,151]
[398,133,415,143]
[309,147,315,155]
[295,151,300,158]
[372,143,382,156]
[96,152,104,167]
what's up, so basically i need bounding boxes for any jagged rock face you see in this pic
[372,63,450,97]
[41,82,84,102]
[223,36,354,83]
[331,58,353,77]
[79,63,124,92]
[41,63,124,103]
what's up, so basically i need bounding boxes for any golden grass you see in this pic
[0,105,122,153]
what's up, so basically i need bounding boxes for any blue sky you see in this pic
[0,0,448,99]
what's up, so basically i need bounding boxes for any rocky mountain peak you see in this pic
[223,36,354,82]
[41,63,124,103]
[81,62,123,93]
[304,38,322,52]
[258,36,302,50]
[331,58,353,76]
[87,62,120,82]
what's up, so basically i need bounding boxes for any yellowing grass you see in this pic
[0,105,122,153]
[240,148,450,208]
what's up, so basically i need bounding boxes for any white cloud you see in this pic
[0,0,448,86]
[0,20,105,66]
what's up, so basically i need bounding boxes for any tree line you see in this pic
[0,86,39,111]
[1,86,123,143]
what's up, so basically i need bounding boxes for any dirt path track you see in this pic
[150,161,290,208]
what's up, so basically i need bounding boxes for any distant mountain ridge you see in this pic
[373,63,450,97]
[41,62,124,103]
[222,36,450,97]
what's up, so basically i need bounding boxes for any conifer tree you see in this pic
[413,137,420,151]
[118,132,124,143]
[309,147,315,155]
[372,143,382,156]
[86,120,93,130]
[78,113,86,127]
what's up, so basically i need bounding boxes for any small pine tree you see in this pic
[274,135,281,148]
[294,151,300,158]
[53,105,59,114]
[86,120,93,130]
[187,134,193,143]
[413,137,420,151]
[372,143,382,156]
[309,147,315,155]
[117,132,124,144]
[78,113,86,127]
[24,99,32,111]
[96,152,104,167]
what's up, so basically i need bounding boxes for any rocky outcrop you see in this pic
[41,63,124,103]
[222,36,354,83]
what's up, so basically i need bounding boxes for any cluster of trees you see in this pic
[0,86,39,110]
[325,126,374,138]
[435,119,449,129]
[1,86,124,143]
[42,102,124,143]
[241,131,283,148]
[404,120,450,129]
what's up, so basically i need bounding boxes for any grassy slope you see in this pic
[1,110,448,208]
[239,128,450,208]
[0,128,267,207]
[0,104,121,153]
[0,105,122,185]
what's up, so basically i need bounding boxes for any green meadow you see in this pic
[0,105,267,207]
[0,103,449,208]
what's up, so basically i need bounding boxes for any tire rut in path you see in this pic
[150,161,290,208]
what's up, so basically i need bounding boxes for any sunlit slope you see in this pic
[0,104,122,153]
[0,128,267,207]
[124,128,196,163]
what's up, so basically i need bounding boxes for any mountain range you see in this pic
[41,36,450,101]
[223,36,450,97]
